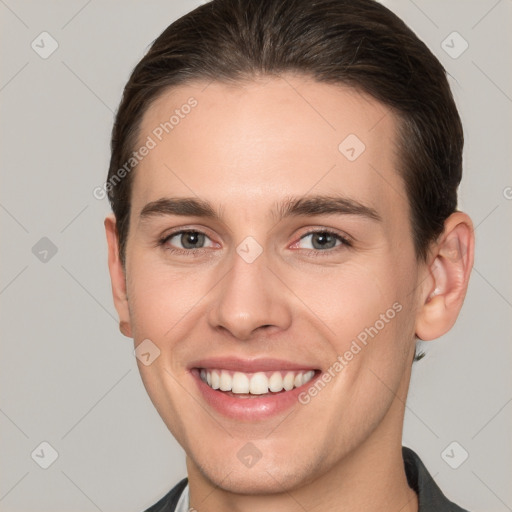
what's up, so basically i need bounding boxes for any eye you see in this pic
[294,230,351,251]
[160,230,215,251]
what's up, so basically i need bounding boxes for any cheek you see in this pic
[296,257,416,388]
[332,267,417,408]
[126,252,213,340]
[292,259,404,342]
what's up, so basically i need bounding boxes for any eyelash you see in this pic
[157,228,353,256]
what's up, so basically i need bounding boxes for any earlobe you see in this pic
[415,212,474,341]
[104,214,133,338]
[119,320,132,337]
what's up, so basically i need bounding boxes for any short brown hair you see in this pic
[107,0,463,268]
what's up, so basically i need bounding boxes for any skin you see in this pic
[105,74,474,512]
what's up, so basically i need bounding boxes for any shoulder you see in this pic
[402,446,471,512]
[142,478,188,512]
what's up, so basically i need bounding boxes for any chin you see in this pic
[193,451,319,495]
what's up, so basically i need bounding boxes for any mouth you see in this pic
[195,368,317,397]
[188,359,321,420]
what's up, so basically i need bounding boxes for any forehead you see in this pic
[131,75,406,222]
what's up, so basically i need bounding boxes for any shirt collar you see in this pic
[402,446,469,512]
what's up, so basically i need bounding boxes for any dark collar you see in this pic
[403,446,470,511]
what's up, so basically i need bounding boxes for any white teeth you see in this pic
[219,370,232,391]
[200,368,316,395]
[211,370,220,389]
[283,372,295,391]
[249,372,268,395]
[232,372,249,393]
[304,370,315,382]
[269,371,284,392]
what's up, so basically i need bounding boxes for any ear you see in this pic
[415,212,475,341]
[104,214,132,338]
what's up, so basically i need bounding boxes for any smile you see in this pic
[189,358,321,420]
[198,368,316,395]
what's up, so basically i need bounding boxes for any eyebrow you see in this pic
[139,194,381,223]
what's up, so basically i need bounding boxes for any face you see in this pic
[112,75,429,493]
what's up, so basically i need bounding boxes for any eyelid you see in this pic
[296,226,352,241]
[159,225,216,242]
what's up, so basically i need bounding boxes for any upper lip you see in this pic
[189,357,319,373]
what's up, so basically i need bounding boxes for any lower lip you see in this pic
[190,369,320,421]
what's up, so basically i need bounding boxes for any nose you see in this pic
[207,247,293,341]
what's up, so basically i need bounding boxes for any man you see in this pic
[104,0,474,510]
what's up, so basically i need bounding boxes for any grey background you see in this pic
[0,0,511,511]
